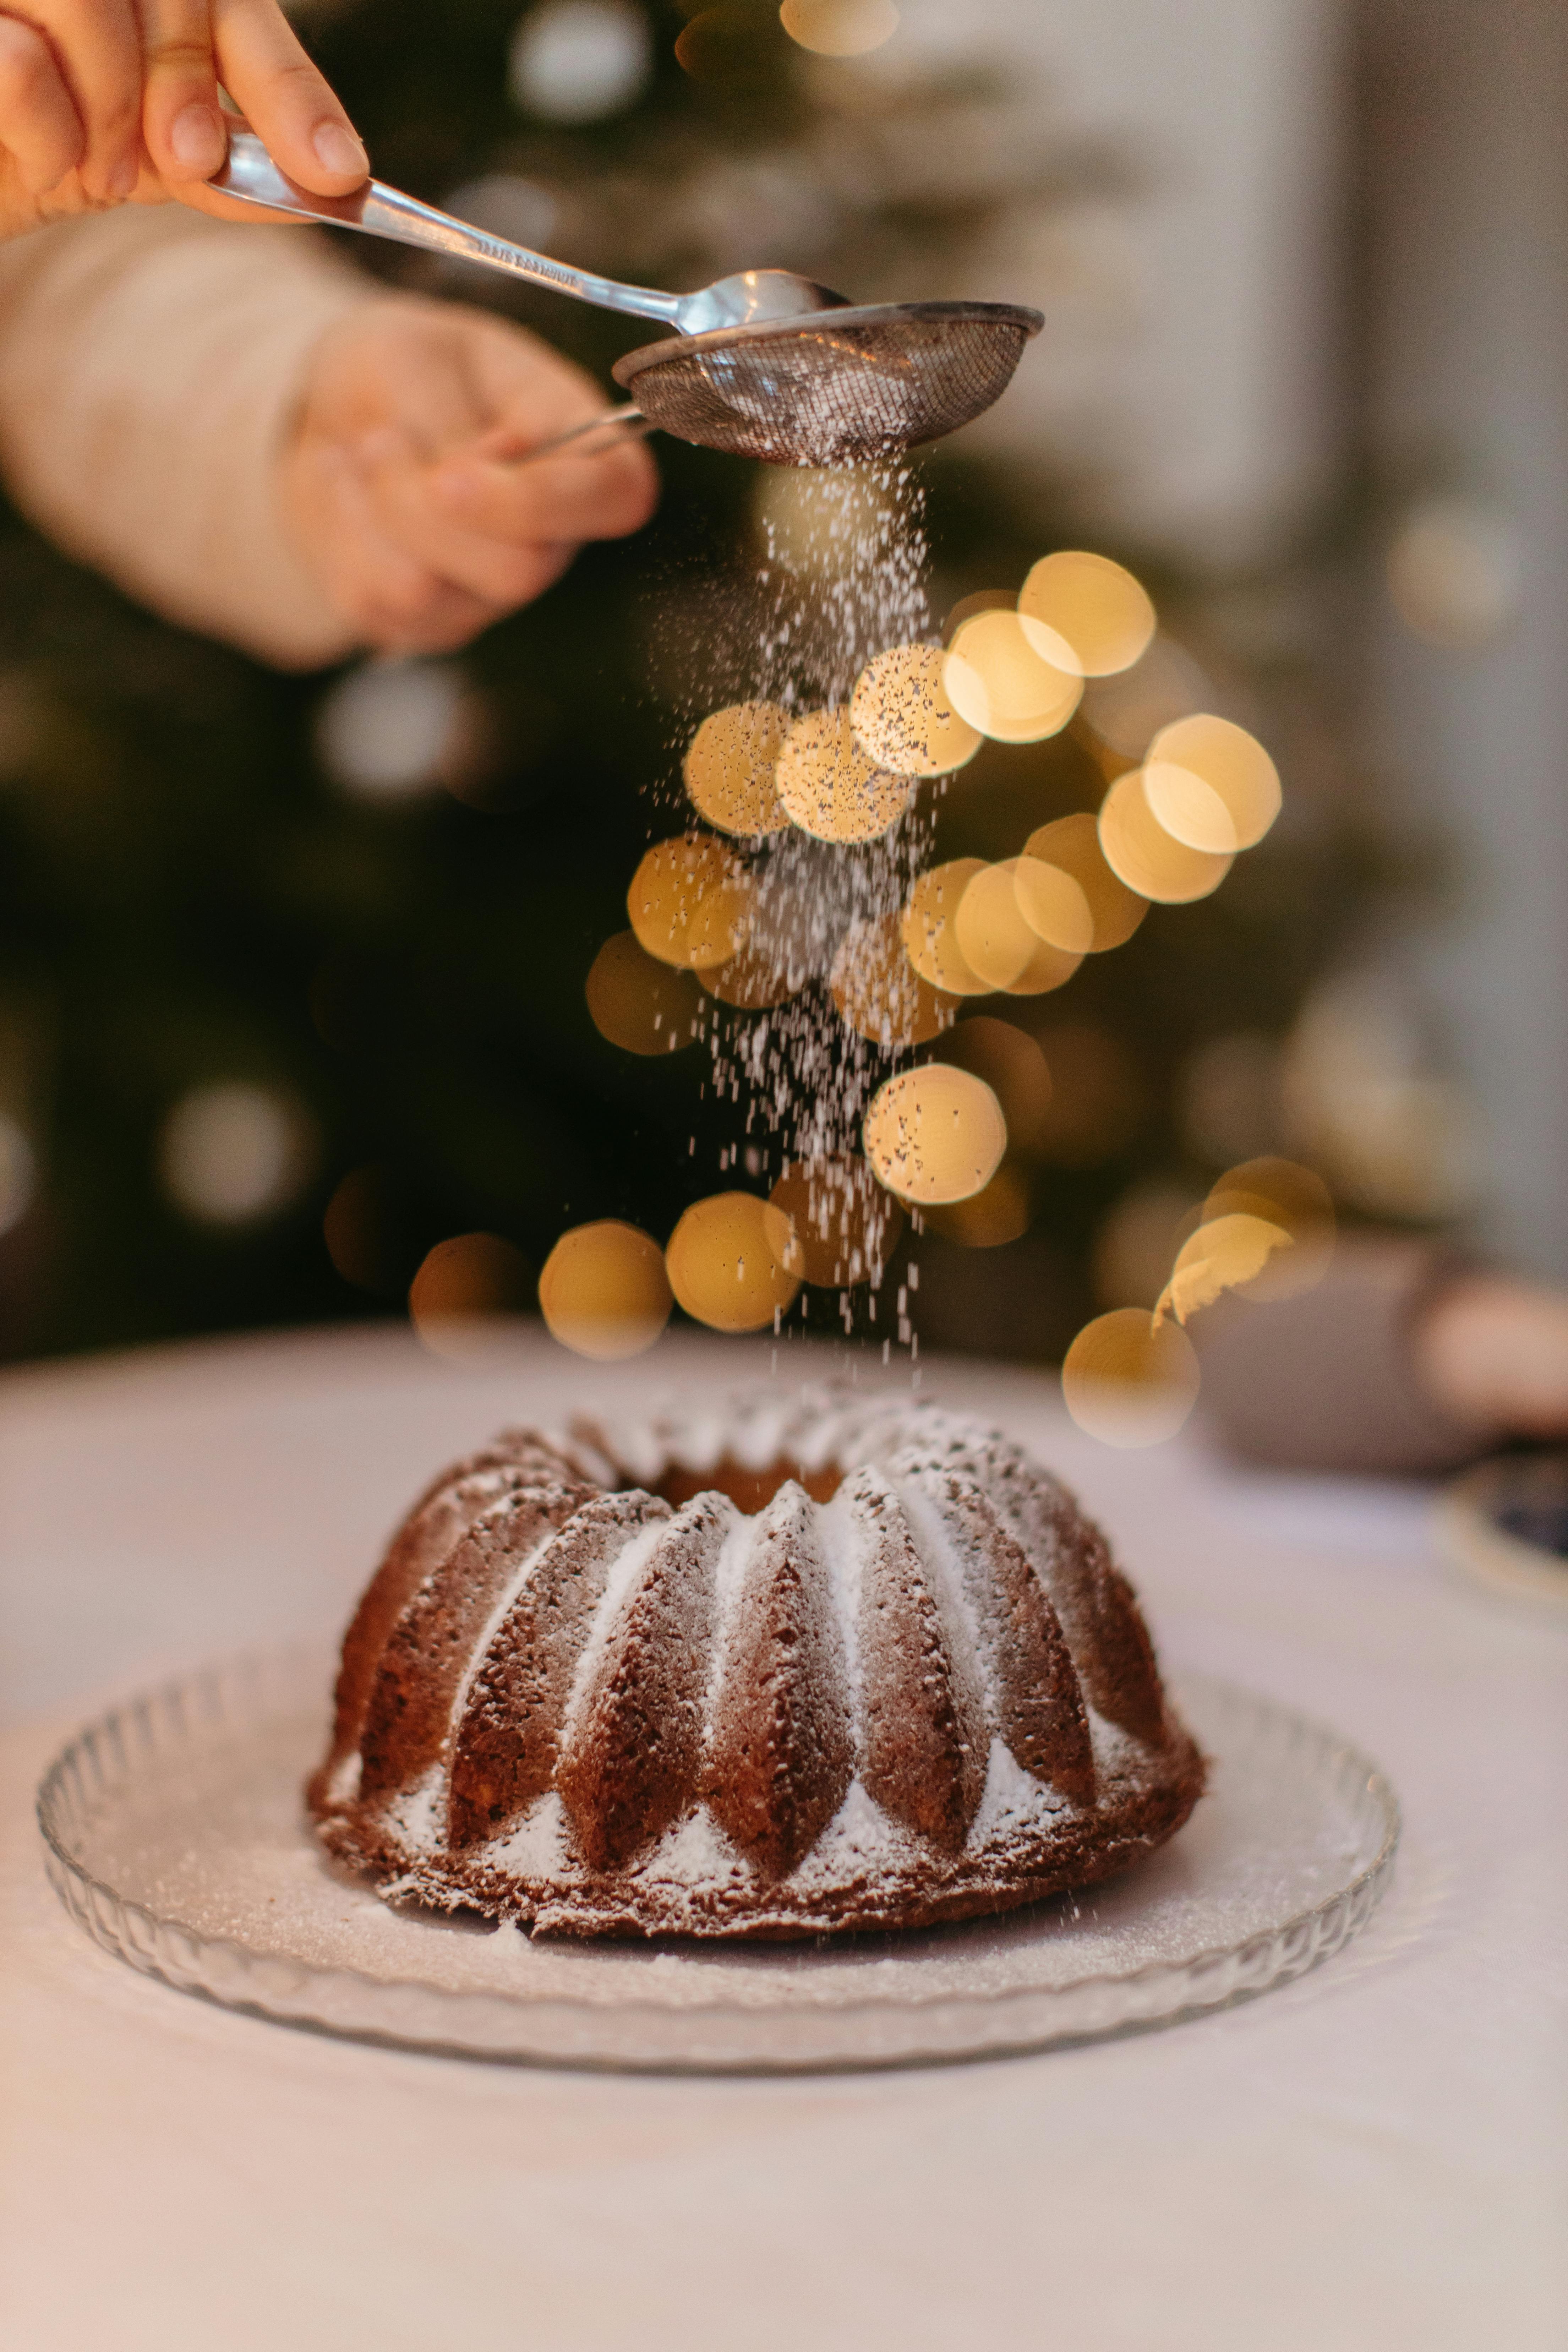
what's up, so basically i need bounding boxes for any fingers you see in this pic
[0,13,84,194]
[359,427,583,609]
[16,0,142,200]
[433,435,660,551]
[211,0,366,195]
[287,438,510,655]
[136,0,223,182]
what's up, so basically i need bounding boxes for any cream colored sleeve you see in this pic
[0,204,376,670]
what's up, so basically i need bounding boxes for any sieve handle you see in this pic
[212,127,684,328]
[511,406,654,465]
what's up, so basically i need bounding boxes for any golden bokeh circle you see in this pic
[627,836,744,967]
[1203,1155,1335,1301]
[1022,814,1149,951]
[863,1064,1008,1206]
[1011,855,1096,957]
[539,1221,673,1360]
[1018,551,1157,678]
[1155,1212,1293,1326]
[955,861,1082,997]
[849,644,983,779]
[696,945,797,1010]
[1061,1309,1201,1448]
[941,610,1084,744]
[683,872,756,970]
[780,0,899,55]
[665,1192,802,1333]
[1098,771,1235,904]
[775,708,914,843]
[1143,713,1281,854]
[918,1161,1032,1249]
[829,910,961,1049]
[586,931,702,1055]
[409,1232,534,1362]
[901,859,991,995]
[682,702,789,836]
[930,1016,1053,1155]
[769,1156,904,1287]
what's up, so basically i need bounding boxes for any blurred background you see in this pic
[0,0,1562,1369]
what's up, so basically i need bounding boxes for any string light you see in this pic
[409,1233,535,1361]
[830,910,960,1047]
[627,836,751,967]
[1021,814,1147,951]
[1018,551,1156,678]
[863,1064,1007,1205]
[1097,770,1234,904]
[850,644,982,777]
[1062,1309,1201,1448]
[1143,713,1281,855]
[774,709,914,842]
[942,610,1083,744]
[666,1192,802,1331]
[768,1155,902,1286]
[779,0,899,56]
[683,702,789,836]
[902,859,990,994]
[586,932,702,1054]
[956,861,1082,994]
[539,1220,673,1358]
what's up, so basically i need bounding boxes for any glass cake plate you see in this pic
[37,1648,1398,2073]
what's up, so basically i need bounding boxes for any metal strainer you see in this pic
[213,126,1042,465]
[611,302,1040,466]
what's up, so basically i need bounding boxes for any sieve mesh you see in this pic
[612,303,1039,466]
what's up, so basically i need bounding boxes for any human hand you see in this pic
[279,299,659,654]
[0,0,366,242]
[1416,1274,1568,1441]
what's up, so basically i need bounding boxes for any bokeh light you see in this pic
[1155,1212,1293,1326]
[586,931,703,1054]
[696,946,798,1009]
[769,1155,903,1286]
[918,1160,1032,1249]
[930,1016,1054,1155]
[315,659,468,802]
[409,1232,535,1361]
[829,910,960,1048]
[943,610,1083,744]
[955,861,1082,995]
[1098,770,1235,903]
[539,1219,672,1359]
[1022,814,1148,951]
[323,1164,406,1296]
[0,1111,36,1235]
[902,859,990,994]
[508,0,651,121]
[1011,854,1095,956]
[1385,493,1522,651]
[159,1082,315,1227]
[780,0,899,56]
[849,644,982,778]
[1143,713,1281,854]
[775,709,914,842]
[863,1064,1008,1205]
[1062,1309,1201,1448]
[666,1191,802,1332]
[683,702,789,836]
[1203,1155,1335,1301]
[627,836,750,967]
[1079,635,1209,762]
[1093,1181,1204,1310]
[1018,551,1156,678]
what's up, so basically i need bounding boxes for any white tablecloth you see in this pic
[2,1324,1563,2350]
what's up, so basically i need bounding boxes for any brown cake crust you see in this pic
[309,1393,1205,1939]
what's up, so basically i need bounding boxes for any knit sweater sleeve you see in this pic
[0,203,375,669]
[1191,1235,1486,1476]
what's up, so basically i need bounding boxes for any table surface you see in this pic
[2,1322,1564,2351]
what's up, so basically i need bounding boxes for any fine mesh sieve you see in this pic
[612,302,1042,466]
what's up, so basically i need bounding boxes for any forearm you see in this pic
[0,205,375,668]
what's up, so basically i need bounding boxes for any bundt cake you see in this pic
[308,1390,1204,1937]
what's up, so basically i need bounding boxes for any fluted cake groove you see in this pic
[309,1389,1205,1938]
